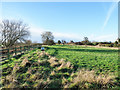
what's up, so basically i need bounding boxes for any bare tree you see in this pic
[0,19,30,47]
[61,40,66,45]
[41,31,54,45]
[83,37,89,45]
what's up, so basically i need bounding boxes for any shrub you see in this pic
[114,41,118,44]
[92,42,99,46]
[75,42,83,45]
[87,43,94,45]
[105,44,113,47]
[113,44,118,47]
[118,44,120,47]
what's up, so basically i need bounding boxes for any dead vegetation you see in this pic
[66,69,116,89]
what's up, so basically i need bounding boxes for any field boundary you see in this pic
[0,44,41,61]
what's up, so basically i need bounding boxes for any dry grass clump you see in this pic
[38,52,50,60]
[20,57,31,67]
[50,62,61,67]
[59,59,65,64]
[38,59,41,63]
[6,74,15,82]
[66,61,73,69]
[50,71,56,76]
[48,57,61,67]
[12,63,20,73]
[48,57,58,63]
[96,74,115,85]
[73,69,95,84]
[30,72,42,81]
[45,52,51,58]
[62,77,68,85]
[27,67,32,74]
[39,51,46,57]
[4,82,16,88]
[3,73,20,88]
[34,79,48,88]
[68,69,115,88]
[57,59,73,70]
[38,60,50,66]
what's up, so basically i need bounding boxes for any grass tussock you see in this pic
[65,69,116,89]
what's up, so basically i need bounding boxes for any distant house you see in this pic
[67,41,75,45]
[98,43,106,47]
[74,42,83,45]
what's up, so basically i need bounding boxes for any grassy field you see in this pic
[1,45,119,89]
[45,45,118,75]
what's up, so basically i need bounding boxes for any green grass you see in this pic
[1,45,119,89]
[45,45,118,75]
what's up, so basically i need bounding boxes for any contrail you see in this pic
[102,1,118,30]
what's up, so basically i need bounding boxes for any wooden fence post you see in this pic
[32,45,33,50]
[29,45,30,51]
[34,45,35,49]
[26,46,27,51]
[24,46,26,52]
[20,46,22,53]
[1,45,40,60]
[27,46,28,51]
[15,47,17,55]
[31,45,33,50]
[29,45,30,50]
[7,49,10,59]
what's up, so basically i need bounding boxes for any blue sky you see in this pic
[2,2,118,43]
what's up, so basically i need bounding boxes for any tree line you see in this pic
[0,19,119,48]
[41,31,120,47]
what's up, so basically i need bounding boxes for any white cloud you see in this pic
[29,26,83,42]
[29,26,117,42]
[89,34,117,42]
[30,27,44,35]
[101,1,118,30]
[28,26,46,42]
[53,32,83,40]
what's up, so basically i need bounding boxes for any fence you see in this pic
[0,45,41,61]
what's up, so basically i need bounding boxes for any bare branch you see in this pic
[0,19,30,47]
